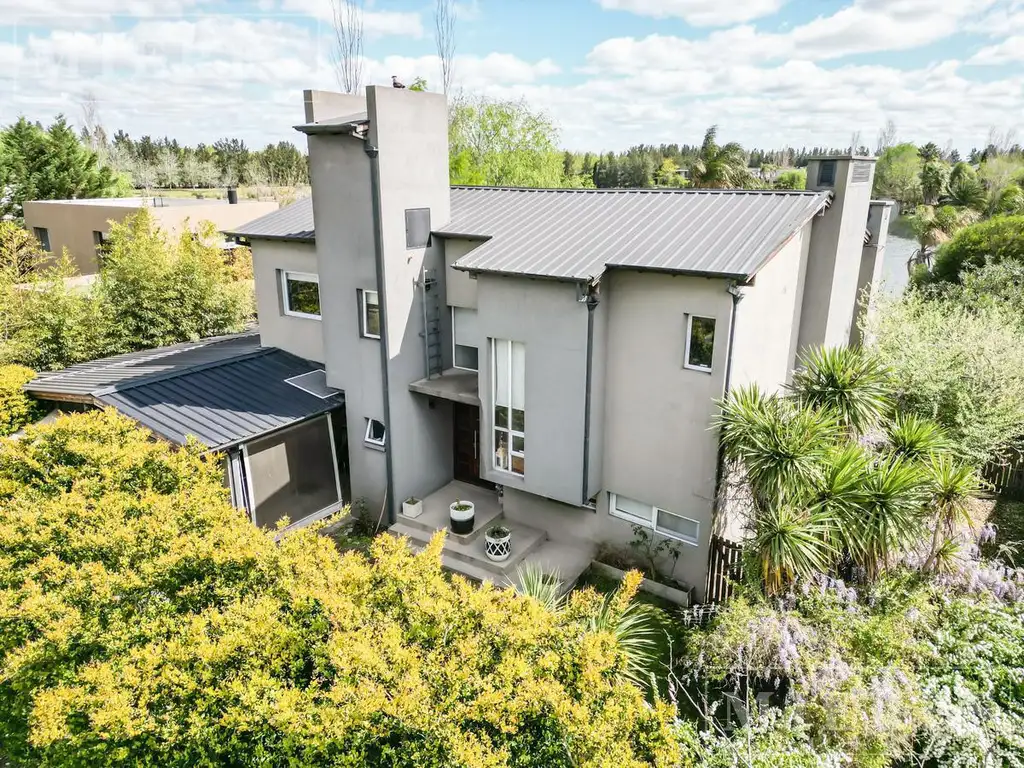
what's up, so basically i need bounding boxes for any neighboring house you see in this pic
[22,196,279,274]
[26,86,890,599]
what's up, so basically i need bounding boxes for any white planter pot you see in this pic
[402,499,423,519]
[485,528,512,562]
[449,500,475,535]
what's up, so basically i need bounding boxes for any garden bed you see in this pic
[588,561,693,607]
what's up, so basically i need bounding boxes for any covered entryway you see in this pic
[453,402,492,487]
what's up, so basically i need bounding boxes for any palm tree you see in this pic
[906,205,979,270]
[918,142,942,163]
[923,455,982,572]
[942,173,987,211]
[788,347,892,436]
[749,504,837,595]
[885,414,948,461]
[688,125,752,189]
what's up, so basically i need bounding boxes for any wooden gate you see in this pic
[705,535,744,603]
[983,451,1024,500]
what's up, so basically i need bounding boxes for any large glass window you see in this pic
[452,307,479,371]
[685,315,716,371]
[33,227,50,252]
[281,271,321,319]
[492,338,525,475]
[244,415,340,530]
[609,493,700,546]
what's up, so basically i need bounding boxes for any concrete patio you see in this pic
[388,480,594,592]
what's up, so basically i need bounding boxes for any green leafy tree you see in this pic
[920,160,950,205]
[774,168,806,190]
[0,116,129,221]
[0,220,47,281]
[688,125,752,189]
[927,214,1024,283]
[0,410,683,767]
[942,167,987,211]
[654,157,683,187]
[98,209,254,353]
[0,364,44,435]
[449,97,568,188]
[872,143,923,206]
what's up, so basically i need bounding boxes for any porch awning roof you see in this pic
[409,368,479,406]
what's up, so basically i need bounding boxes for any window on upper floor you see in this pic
[33,227,50,252]
[492,338,525,476]
[609,492,700,546]
[685,314,716,372]
[405,208,431,249]
[818,160,837,186]
[358,289,380,339]
[364,417,386,448]
[452,307,478,371]
[280,271,321,319]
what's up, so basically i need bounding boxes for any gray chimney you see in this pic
[849,200,894,346]
[796,155,878,354]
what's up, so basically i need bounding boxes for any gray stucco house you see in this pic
[29,85,892,600]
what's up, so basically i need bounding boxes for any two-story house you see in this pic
[27,85,891,599]
[229,86,891,597]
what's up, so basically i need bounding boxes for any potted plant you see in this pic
[449,498,475,534]
[485,524,512,562]
[402,496,423,519]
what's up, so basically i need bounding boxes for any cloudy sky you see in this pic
[1,0,1022,154]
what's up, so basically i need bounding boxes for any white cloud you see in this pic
[0,0,212,26]
[595,0,786,26]
[278,0,424,38]
[969,35,1024,63]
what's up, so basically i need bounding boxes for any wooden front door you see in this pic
[453,402,483,485]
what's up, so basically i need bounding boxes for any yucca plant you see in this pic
[513,562,564,612]
[848,456,928,579]
[923,454,983,572]
[718,386,842,510]
[812,443,871,552]
[886,413,949,461]
[789,346,892,435]
[748,504,837,595]
[589,594,665,690]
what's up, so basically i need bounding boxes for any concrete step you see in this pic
[396,502,504,545]
[389,519,548,577]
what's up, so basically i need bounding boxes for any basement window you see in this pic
[609,493,700,546]
[685,315,716,372]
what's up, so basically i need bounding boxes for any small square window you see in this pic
[92,230,105,248]
[685,315,716,371]
[33,227,50,252]
[280,271,321,319]
[611,493,652,526]
[364,418,386,447]
[405,208,431,249]
[360,289,380,339]
[818,160,837,187]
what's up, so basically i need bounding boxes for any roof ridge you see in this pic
[92,345,275,397]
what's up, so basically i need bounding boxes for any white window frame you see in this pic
[280,270,321,320]
[451,307,479,372]
[239,413,343,534]
[684,314,716,373]
[491,338,525,476]
[608,492,700,546]
[364,417,386,448]
[360,289,381,339]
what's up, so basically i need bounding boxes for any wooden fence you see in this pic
[705,534,744,603]
[983,452,1024,500]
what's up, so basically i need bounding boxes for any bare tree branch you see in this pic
[331,0,364,94]
[79,92,106,150]
[434,0,456,94]
[876,119,897,155]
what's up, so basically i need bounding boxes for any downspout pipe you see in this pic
[581,282,600,506]
[713,280,744,497]
[365,142,397,526]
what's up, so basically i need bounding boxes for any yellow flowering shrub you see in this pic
[0,365,44,436]
[0,409,683,767]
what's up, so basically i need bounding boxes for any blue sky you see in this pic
[1,0,1021,153]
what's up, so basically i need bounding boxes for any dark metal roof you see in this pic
[226,197,315,242]
[441,187,832,281]
[27,334,262,400]
[26,333,341,450]
[229,187,830,281]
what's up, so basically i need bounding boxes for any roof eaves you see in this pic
[742,191,833,279]
[226,232,315,243]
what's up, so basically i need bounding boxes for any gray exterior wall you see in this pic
[475,274,592,507]
[445,238,480,309]
[850,201,893,346]
[730,222,812,391]
[600,270,734,596]
[797,157,876,353]
[251,239,324,363]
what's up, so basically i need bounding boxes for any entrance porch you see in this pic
[388,480,595,591]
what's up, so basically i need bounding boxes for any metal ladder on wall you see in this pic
[418,267,443,379]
